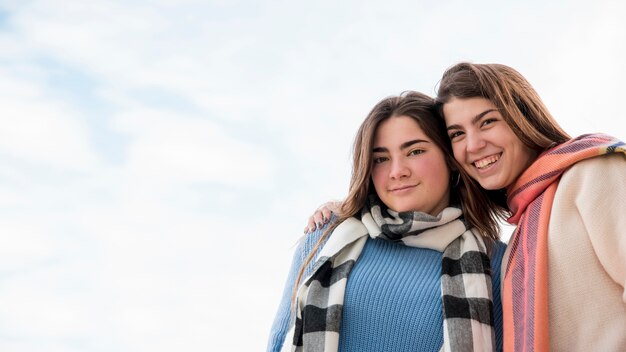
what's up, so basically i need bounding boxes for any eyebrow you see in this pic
[446,109,498,131]
[372,139,429,153]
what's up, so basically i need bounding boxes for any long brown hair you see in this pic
[292,91,500,304]
[435,62,571,211]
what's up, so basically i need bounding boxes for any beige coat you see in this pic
[502,154,626,351]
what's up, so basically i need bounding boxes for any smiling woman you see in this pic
[267,91,507,352]
[442,97,537,191]
[435,62,626,351]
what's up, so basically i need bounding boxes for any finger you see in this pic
[304,216,317,234]
[313,211,325,230]
[321,207,332,223]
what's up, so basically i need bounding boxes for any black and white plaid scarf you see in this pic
[284,195,495,351]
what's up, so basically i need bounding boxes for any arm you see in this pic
[574,154,626,300]
[267,226,329,352]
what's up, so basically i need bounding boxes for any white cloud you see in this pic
[0,69,100,171]
[0,219,59,271]
[110,107,276,188]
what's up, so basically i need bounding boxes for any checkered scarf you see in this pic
[503,133,626,351]
[285,195,495,352]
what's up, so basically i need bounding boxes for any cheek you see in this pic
[451,144,465,164]
[515,145,538,175]
[370,167,386,193]
[419,156,450,183]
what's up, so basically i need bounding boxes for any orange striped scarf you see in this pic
[502,133,626,351]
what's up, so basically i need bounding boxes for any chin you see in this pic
[477,179,504,191]
[392,204,415,213]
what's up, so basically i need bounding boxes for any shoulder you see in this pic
[556,153,625,203]
[297,224,329,258]
[561,153,625,181]
[550,153,626,240]
[299,226,326,248]
[295,217,343,264]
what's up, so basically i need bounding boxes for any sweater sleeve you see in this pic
[572,154,626,303]
[266,225,329,352]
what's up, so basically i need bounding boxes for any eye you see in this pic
[448,130,464,140]
[373,156,388,164]
[408,149,425,156]
[480,117,498,127]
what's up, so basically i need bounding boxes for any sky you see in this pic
[0,1,625,351]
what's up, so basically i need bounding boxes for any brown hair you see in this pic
[291,91,500,304]
[435,62,571,211]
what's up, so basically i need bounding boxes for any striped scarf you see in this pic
[503,133,626,351]
[286,195,495,352]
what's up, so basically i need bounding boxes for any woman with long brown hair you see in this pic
[436,62,626,351]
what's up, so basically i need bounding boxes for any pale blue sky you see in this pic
[1,1,625,351]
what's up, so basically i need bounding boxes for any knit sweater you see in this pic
[268,224,506,352]
[501,153,626,351]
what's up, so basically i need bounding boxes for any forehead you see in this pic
[442,97,497,125]
[374,116,429,143]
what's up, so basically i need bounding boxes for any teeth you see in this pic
[474,155,499,169]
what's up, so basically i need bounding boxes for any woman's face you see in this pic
[442,97,537,190]
[371,115,450,215]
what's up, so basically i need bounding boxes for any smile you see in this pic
[390,185,416,192]
[473,153,501,169]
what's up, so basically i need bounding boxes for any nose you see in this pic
[465,130,486,153]
[389,158,410,179]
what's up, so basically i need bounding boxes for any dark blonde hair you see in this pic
[435,62,571,211]
[292,91,500,304]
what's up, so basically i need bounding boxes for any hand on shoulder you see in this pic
[303,201,341,234]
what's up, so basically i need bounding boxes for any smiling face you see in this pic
[442,97,537,190]
[371,115,450,215]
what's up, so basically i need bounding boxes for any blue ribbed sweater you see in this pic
[267,225,506,352]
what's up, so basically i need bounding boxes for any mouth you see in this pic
[473,153,501,170]
[390,184,416,192]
